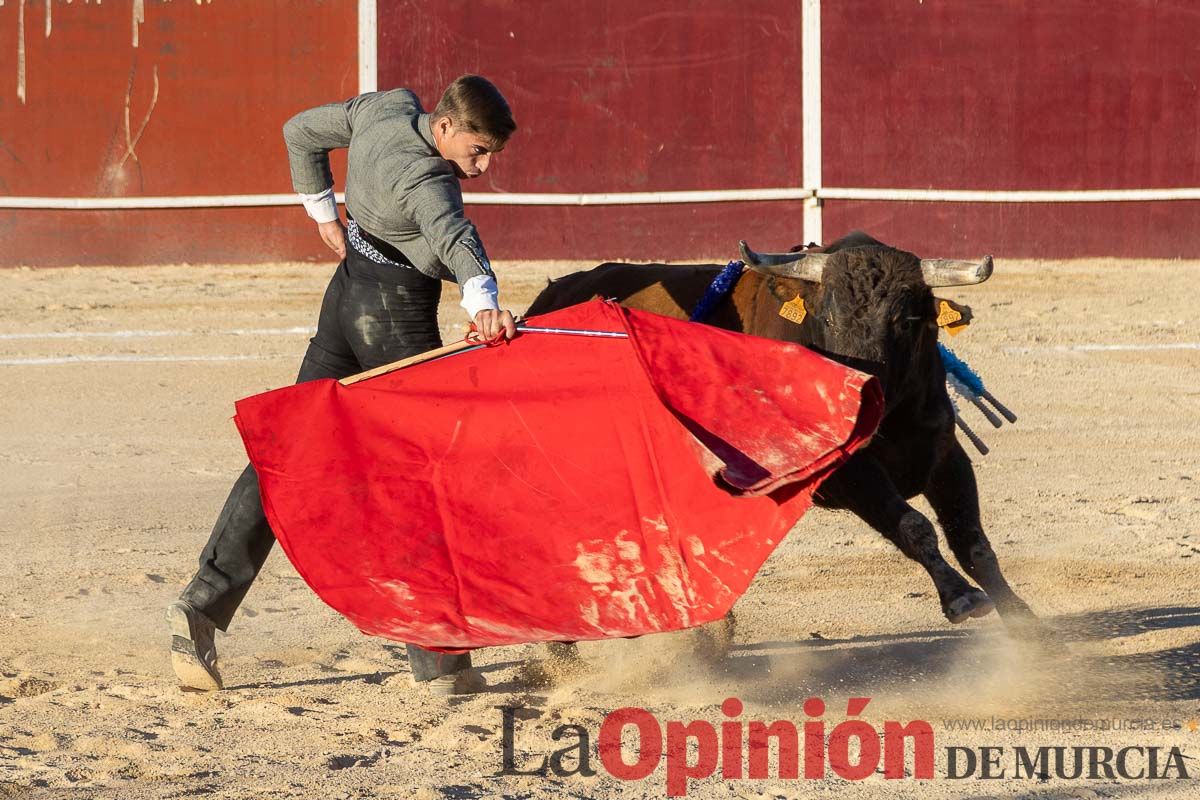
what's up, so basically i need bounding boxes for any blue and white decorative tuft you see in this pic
[689,260,745,323]
[938,343,984,395]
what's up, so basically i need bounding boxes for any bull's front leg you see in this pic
[816,452,995,623]
[923,440,1040,627]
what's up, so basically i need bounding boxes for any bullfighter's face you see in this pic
[433,116,504,180]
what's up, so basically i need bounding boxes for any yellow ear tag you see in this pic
[779,295,807,325]
[936,299,970,337]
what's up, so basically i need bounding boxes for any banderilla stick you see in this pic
[954,413,990,456]
[963,390,1004,429]
[980,390,1018,424]
[947,374,1003,429]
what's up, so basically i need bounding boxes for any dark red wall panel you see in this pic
[0,0,357,196]
[0,0,355,265]
[0,207,321,266]
[823,200,1200,262]
[471,201,807,264]
[820,0,1200,257]
[377,0,804,260]
[379,0,803,193]
[823,0,1200,190]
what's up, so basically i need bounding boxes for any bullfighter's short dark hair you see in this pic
[434,75,517,146]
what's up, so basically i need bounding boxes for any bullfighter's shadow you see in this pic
[720,605,1200,705]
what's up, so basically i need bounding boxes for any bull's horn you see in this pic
[739,240,827,282]
[920,255,993,287]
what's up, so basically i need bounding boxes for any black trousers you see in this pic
[180,250,472,681]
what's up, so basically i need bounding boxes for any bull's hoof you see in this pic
[944,590,995,624]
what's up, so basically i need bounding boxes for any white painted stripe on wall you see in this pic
[6,187,1200,211]
[801,0,823,246]
[820,187,1200,203]
[462,189,815,205]
[2,194,333,210]
[0,189,814,209]
[358,0,377,94]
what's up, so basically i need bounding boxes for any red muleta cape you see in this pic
[234,300,883,650]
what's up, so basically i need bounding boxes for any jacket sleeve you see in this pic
[399,159,496,286]
[283,93,383,194]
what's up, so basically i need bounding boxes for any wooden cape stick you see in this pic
[341,316,530,386]
[339,338,483,386]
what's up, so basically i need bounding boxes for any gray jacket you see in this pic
[283,89,493,285]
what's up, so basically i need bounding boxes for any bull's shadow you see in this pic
[720,605,1200,705]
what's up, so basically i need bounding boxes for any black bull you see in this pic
[524,231,1043,651]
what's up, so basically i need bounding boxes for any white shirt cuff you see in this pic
[460,274,500,320]
[299,189,338,223]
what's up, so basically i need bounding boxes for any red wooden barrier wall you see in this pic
[1,0,1197,265]
[0,0,355,265]
[821,0,1200,258]
[377,0,806,261]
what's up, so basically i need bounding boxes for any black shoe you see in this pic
[166,600,223,691]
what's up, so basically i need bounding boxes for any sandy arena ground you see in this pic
[0,257,1197,799]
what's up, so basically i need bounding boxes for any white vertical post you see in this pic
[358,0,378,93]
[801,0,823,245]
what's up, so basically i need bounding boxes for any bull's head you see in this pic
[739,232,992,405]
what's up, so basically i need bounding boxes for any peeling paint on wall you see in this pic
[101,60,160,193]
[16,0,24,103]
[9,0,216,102]
[120,62,158,168]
